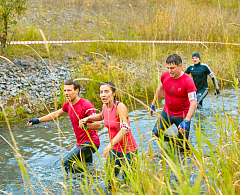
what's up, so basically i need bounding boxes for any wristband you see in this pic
[83,122,87,129]
[150,105,155,115]
[29,118,39,125]
[120,122,130,132]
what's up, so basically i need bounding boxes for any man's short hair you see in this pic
[166,54,182,66]
[64,79,80,91]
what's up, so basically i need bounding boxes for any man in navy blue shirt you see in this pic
[185,53,220,108]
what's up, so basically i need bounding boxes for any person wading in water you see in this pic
[150,54,198,152]
[185,53,220,108]
[80,82,138,184]
[27,79,102,173]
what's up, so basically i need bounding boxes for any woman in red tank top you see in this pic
[80,82,138,181]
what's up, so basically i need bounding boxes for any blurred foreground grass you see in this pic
[1,77,239,195]
[1,2,240,193]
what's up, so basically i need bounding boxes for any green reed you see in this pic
[2,0,239,81]
[1,52,239,194]
[0,0,240,194]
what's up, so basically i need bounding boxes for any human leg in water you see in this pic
[196,89,208,109]
[121,150,138,184]
[152,110,174,141]
[173,118,191,152]
[106,149,122,190]
[63,142,99,173]
[106,149,138,189]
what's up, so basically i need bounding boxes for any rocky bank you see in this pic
[0,58,74,114]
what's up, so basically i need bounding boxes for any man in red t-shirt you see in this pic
[150,54,197,152]
[27,79,101,173]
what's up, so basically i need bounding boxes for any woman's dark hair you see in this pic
[100,82,116,100]
[64,79,81,91]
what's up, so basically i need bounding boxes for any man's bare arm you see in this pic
[185,100,197,122]
[80,109,103,130]
[38,109,67,123]
[27,109,67,126]
[178,99,197,133]
[151,82,164,106]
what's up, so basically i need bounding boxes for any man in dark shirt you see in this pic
[185,53,220,108]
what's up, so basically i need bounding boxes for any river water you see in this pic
[0,87,239,194]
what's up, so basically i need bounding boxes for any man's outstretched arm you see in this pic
[27,109,67,126]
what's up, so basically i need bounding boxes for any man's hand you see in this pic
[149,105,155,116]
[178,120,190,134]
[27,119,39,126]
[215,89,220,96]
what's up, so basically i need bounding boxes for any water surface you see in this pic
[0,87,239,194]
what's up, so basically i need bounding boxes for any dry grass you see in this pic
[1,1,240,192]
[1,0,240,111]
[6,0,240,75]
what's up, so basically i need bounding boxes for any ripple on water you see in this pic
[0,87,239,194]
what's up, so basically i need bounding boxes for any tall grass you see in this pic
[2,0,240,81]
[1,41,240,194]
[1,79,239,194]
[0,0,240,194]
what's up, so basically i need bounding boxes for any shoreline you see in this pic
[0,54,238,121]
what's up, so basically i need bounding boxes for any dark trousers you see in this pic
[63,142,99,173]
[108,149,138,180]
[197,88,208,107]
[152,110,190,141]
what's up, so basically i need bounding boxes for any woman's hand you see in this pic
[79,117,88,128]
[103,144,111,160]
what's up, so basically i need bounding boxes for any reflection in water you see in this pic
[0,87,239,194]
